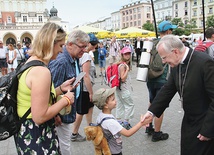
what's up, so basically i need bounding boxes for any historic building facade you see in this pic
[0,0,69,46]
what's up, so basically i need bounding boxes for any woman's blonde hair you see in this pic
[29,22,66,62]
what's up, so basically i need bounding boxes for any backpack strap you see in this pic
[98,117,115,125]
[89,117,115,126]
[16,60,46,75]
[16,60,46,123]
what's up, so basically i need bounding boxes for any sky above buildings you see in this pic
[46,0,132,28]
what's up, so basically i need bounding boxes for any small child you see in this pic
[93,87,144,155]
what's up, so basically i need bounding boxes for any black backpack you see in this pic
[0,60,45,140]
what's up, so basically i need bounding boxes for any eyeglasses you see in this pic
[73,42,87,49]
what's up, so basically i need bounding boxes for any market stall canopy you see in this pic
[74,25,114,39]
[115,27,155,38]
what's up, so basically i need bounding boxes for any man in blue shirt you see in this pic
[49,30,89,155]
[23,42,31,60]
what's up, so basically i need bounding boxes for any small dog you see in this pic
[84,125,111,155]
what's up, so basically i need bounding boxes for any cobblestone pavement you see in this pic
[0,64,183,155]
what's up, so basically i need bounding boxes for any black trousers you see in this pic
[135,48,141,65]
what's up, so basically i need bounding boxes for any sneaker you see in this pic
[145,127,154,135]
[152,131,169,142]
[71,133,86,142]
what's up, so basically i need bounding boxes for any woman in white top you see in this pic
[7,44,18,71]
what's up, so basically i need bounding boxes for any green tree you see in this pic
[184,19,198,35]
[206,15,214,28]
[142,21,154,31]
[171,18,184,27]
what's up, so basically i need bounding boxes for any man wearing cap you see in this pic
[146,20,177,142]
[0,41,8,75]
[71,33,99,142]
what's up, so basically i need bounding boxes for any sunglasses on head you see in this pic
[57,26,65,33]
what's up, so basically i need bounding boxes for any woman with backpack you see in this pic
[115,46,134,130]
[14,22,75,155]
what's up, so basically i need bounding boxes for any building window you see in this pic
[134,14,136,20]
[175,4,178,9]
[23,16,27,22]
[194,0,197,5]
[126,16,128,21]
[209,7,213,14]
[201,20,203,27]
[130,22,133,26]
[138,14,141,19]
[129,9,132,14]
[138,21,141,26]
[147,13,150,18]
[134,21,137,26]
[38,16,42,22]
[175,11,178,17]
[185,10,188,16]
[7,16,12,23]
[193,10,197,16]
[185,1,188,7]
[184,20,188,25]
[123,12,125,15]
[130,15,132,20]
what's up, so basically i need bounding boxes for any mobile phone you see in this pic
[72,72,86,87]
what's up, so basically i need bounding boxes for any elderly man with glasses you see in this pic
[49,30,89,155]
[142,34,214,155]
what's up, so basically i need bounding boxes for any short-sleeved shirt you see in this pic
[48,46,77,124]
[0,47,7,58]
[96,112,123,154]
[79,52,95,91]
[16,48,25,60]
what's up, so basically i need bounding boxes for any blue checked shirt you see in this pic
[48,46,80,123]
